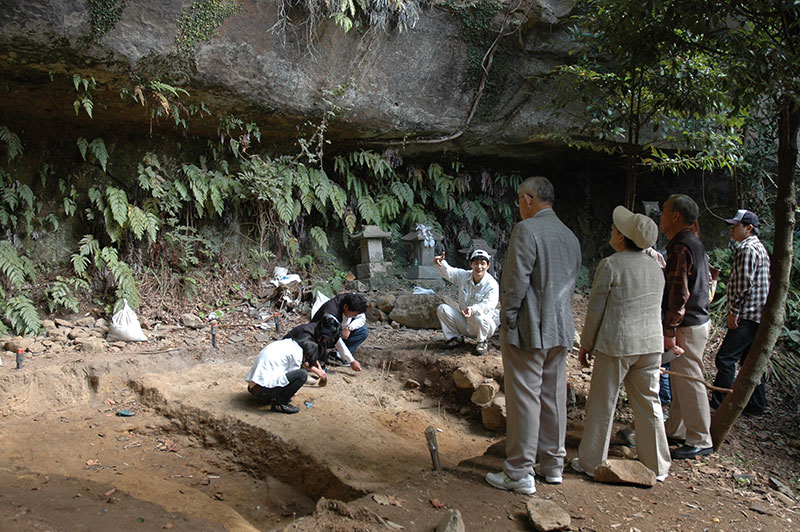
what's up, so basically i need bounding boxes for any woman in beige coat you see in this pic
[572,206,671,481]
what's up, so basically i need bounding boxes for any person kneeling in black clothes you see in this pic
[245,314,341,414]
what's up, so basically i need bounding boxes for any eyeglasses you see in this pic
[515,194,531,207]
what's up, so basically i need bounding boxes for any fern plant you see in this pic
[71,235,139,308]
[0,241,40,335]
[46,276,90,313]
[0,125,23,162]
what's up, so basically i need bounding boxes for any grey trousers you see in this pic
[665,322,712,448]
[501,339,568,480]
[577,352,671,477]
[436,304,498,342]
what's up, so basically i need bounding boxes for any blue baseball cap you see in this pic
[725,209,759,228]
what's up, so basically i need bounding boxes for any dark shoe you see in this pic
[442,336,465,349]
[667,436,686,447]
[615,427,636,448]
[670,445,713,460]
[271,402,300,414]
[743,406,766,417]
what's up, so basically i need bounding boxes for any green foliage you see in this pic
[445,0,506,114]
[46,276,90,313]
[2,294,41,336]
[0,241,40,335]
[176,0,242,53]
[0,176,36,234]
[77,137,109,172]
[0,125,23,162]
[71,235,138,308]
[89,0,126,41]
[160,226,222,272]
[332,0,421,34]
[182,276,199,302]
[72,74,96,118]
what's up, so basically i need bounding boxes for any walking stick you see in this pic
[662,369,733,394]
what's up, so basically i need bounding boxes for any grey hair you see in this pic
[667,194,699,225]
[519,176,555,205]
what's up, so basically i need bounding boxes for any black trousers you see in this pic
[711,319,767,412]
[249,369,308,405]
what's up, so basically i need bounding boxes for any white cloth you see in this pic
[434,259,499,323]
[245,338,303,389]
[437,304,497,342]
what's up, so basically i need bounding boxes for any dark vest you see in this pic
[664,229,710,326]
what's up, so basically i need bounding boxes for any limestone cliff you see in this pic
[0,0,575,159]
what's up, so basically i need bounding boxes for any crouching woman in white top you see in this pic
[573,207,671,481]
[245,315,340,414]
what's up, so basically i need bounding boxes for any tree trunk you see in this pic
[624,144,639,210]
[710,97,799,449]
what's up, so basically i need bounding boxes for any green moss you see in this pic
[89,0,126,42]
[444,0,509,117]
[176,0,242,54]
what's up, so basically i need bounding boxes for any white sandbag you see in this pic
[107,299,147,342]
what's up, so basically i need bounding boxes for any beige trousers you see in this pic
[501,339,567,480]
[665,321,712,448]
[577,352,671,477]
[436,304,497,342]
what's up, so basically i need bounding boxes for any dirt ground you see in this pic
[1,295,798,532]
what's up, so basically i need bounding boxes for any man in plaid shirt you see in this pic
[710,210,770,415]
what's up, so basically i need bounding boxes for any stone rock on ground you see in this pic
[75,316,96,327]
[54,318,73,328]
[453,367,482,390]
[68,328,89,340]
[28,341,46,354]
[388,295,445,329]
[471,380,500,405]
[593,459,656,487]
[435,509,465,532]
[77,338,105,354]
[375,294,396,314]
[5,337,34,352]
[181,313,205,329]
[41,319,56,331]
[526,498,571,531]
[481,394,506,432]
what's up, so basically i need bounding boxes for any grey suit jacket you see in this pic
[580,250,665,357]
[500,209,581,350]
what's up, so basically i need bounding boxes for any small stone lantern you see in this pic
[352,225,392,279]
[401,225,442,281]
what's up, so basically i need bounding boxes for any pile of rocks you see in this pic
[453,366,506,432]
[1,317,114,364]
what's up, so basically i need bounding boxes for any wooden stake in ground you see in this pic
[425,425,442,471]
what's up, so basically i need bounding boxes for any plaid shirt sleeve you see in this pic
[663,243,692,332]
[727,237,770,320]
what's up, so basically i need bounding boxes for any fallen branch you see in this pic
[663,370,732,393]
[130,348,180,355]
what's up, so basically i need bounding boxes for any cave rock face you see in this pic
[0,0,575,152]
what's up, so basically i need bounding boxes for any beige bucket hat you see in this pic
[613,206,658,249]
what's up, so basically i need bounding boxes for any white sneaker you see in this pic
[570,457,594,478]
[485,471,536,495]
[534,466,562,484]
[656,473,668,482]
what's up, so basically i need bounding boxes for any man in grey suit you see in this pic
[486,176,582,495]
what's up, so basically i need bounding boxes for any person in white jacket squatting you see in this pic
[433,248,500,355]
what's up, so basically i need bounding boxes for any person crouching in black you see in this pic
[245,314,341,414]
